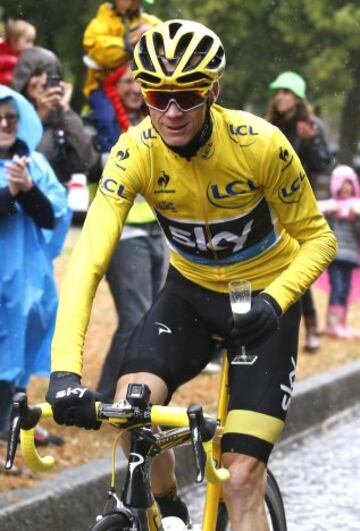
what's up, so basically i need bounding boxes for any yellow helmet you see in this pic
[132,19,226,91]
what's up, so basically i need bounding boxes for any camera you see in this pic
[46,74,61,89]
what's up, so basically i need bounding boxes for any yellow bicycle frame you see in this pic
[202,354,229,530]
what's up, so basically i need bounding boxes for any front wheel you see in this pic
[90,511,138,531]
[216,469,287,531]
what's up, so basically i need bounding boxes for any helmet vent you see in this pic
[206,45,225,70]
[135,72,162,85]
[168,22,182,39]
[153,32,171,75]
[138,35,156,72]
[177,72,212,84]
[183,36,213,72]
[175,33,194,59]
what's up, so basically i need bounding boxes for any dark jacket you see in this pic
[277,115,333,186]
[11,46,97,183]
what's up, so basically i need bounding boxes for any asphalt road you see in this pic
[181,406,360,530]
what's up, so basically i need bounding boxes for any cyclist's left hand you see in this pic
[226,293,282,349]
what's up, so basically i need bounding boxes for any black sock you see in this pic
[155,484,190,525]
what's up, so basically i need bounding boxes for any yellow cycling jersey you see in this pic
[52,105,336,375]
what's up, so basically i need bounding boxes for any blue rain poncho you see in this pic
[0,85,71,388]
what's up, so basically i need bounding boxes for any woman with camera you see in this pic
[11,46,97,184]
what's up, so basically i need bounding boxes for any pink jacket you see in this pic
[318,165,360,220]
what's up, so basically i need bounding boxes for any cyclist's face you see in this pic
[273,89,299,115]
[148,84,218,148]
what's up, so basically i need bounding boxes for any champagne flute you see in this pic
[228,280,252,365]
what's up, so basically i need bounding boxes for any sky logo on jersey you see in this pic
[155,198,278,264]
[99,176,127,199]
[207,179,260,209]
[278,171,306,204]
[228,123,258,146]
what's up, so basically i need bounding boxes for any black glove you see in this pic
[46,371,101,430]
[226,293,282,350]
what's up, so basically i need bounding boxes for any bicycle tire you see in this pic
[215,469,287,531]
[89,511,137,531]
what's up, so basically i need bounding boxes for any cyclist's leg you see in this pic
[221,301,301,530]
[116,372,174,493]
[114,269,217,520]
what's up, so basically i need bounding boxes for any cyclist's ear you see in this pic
[209,81,220,104]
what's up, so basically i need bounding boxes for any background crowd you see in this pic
[0,0,359,474]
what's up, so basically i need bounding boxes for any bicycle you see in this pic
[5,354,287,530]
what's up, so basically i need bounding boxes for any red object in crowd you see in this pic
[0,39,20,86]
[103,65,131,132]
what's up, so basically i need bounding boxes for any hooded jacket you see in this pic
[0,85,71,387]
[318,165,360,265]
[12,46,97,183]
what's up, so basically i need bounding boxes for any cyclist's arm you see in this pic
[260,128,337,312]
[51,134,144,375]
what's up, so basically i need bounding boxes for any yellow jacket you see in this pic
[83,3,160,98]
[52,105,337,375]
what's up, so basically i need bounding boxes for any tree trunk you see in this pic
[338,58,360,165]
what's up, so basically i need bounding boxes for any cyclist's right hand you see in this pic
[46,371,101,430]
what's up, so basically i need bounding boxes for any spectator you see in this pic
[266,71,333,353]
[0,85,70,455]
[11,46,97,184]
[94,65,167,402]
[0,19,36,86]
[83,0,160,152]
[318,165,360,338]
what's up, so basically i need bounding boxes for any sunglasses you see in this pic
[0,113,18,124]
[143,90,208,112]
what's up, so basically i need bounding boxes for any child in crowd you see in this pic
[82,0,160,152]
[318,165,360,338]
[0,19,36,86]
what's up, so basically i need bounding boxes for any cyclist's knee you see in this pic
[115,372,168,404]
[222,453,267,505]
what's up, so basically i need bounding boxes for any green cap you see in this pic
[269,71,306,100]
[143,0,154,4]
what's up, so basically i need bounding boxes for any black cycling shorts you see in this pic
[121,266,301,463]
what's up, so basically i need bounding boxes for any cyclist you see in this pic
[46,20,337,530]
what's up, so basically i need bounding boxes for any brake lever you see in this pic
[187,404,206,483]
[4,392,42,470]
[5,393,27,470]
